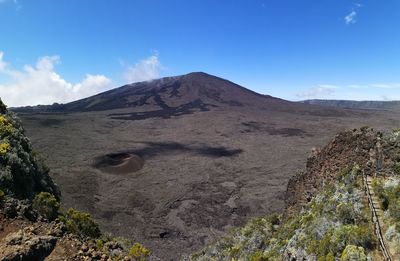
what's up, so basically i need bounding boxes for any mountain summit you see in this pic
[14,72,343,119]
[16,72,280,111]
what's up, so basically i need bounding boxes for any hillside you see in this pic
[303,99,400,111]
[12,73,400,259]
[190,128,400,260]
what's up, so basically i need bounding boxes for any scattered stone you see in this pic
[0,229,57,261]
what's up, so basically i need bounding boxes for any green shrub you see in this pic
[382,184,400,218]
[341,245,367,261]
[326,251,334,261]
[317,231,333,256]
[337,203,355,224]
[0,141,10,155]
[330,225,375,254]
[339,166,352,180]
[249,251,268,261]
[32,192,60,220]
[60,208,101,238]
[389,198,400,222]
[96,239,104,250]
[372,180,384,198]
[393,128,400,133]
[372,180,389,210]
[395,223,400,233]
[129,243,150,260]
[0,102,60,200]
[266,213,280,226]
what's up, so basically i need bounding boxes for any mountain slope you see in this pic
[14,72,345,118]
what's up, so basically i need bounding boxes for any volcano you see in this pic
[13,72,400,260]
[15,72,342,118]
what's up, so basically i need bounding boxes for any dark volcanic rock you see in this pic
[285,127,378,213]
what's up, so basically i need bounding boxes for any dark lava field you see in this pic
[14,72,400,259]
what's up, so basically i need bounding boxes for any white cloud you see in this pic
[123,54,163,83]
[0,52,7,71]
[348,83,400,89]
[344,11,357,24]
[296,82,400,101]
[72,74,112,98]
[370,83,400,89]
[296,84,337,99]
[0,53,112,107]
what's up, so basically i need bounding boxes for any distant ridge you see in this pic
[302,99,400,111]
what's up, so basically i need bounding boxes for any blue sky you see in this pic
[0,0,399,106]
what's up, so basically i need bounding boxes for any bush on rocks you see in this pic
[60,208,101,238]
[32,192,60,221]
[129,243,150,260]
[341,245,367,261]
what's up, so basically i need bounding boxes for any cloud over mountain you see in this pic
[123,54,163,83]
[0,53,112,107]
[296,85,337,99]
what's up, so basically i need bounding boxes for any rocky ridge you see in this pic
[285,127,378,214]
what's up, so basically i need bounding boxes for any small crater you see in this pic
[93,152,144,174]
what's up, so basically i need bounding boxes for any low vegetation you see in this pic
[191,165,375,260]
[32,192,60,220]
[0,98,59,200]
[60,207,101,238]
[373,177,400,257]
[129,242,151,260]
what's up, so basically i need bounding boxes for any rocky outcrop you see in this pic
[0,228,57,261]
[0,204,149,260]
[285,128,378,214]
